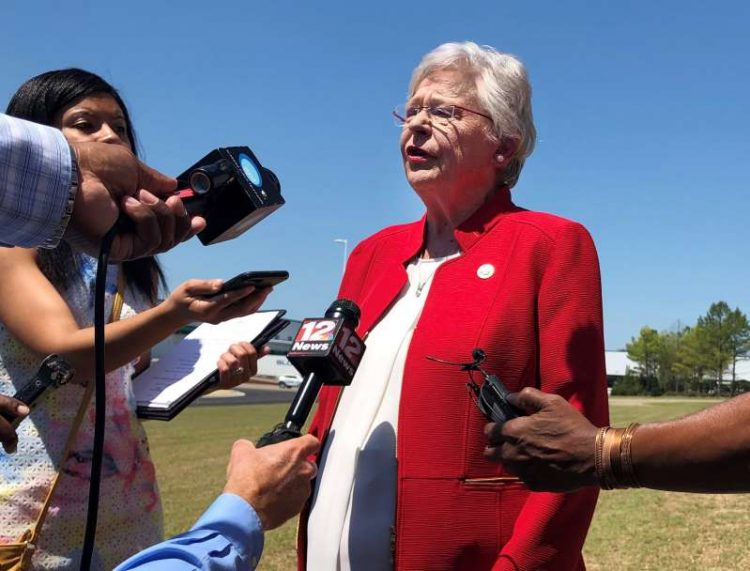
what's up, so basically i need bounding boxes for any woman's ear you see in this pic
[495,138,519,169]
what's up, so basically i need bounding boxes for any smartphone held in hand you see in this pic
[210,270,289,297]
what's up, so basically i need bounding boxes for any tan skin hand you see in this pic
[215,342,272,390]
[224,435,320,531]
[163,282,273,325]
[484,387,599,492]
[0,242,275,383]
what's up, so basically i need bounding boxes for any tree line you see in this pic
[617,302,750,396]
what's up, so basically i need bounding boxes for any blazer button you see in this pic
[477,263,495,279]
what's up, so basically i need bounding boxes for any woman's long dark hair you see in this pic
[6,68,166,304]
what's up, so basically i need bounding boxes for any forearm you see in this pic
[0,114,74,248]
[631,394,750,492]
[48,301,186,380]
[115,493,264,570]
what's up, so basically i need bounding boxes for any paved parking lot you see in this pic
[197,379,298,406]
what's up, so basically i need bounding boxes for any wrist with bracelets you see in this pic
[594,423,641,489]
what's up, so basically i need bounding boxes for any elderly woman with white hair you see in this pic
[299,42,609,570]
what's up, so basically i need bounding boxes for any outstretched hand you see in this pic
[164,280,273,325]
[484,387,599,492]
[65,141,206,260]
[109,191,205,261]
[224,435,320,530]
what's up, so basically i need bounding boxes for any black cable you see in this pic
[80,225,117,570]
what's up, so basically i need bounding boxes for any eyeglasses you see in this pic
[426,348,524,424]
[392,104,493,127]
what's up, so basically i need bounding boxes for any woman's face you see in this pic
[399,69,502,207]
[55,94,132,150]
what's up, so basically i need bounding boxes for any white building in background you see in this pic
[605,350,750,382]
[726,359,750,381]
[605,351,638,378]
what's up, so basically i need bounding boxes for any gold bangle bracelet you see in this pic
[608,427,626,487]
[597,426,644,490]
[594,427,610,489]
[601,427,618,490]
[620,423,641,488]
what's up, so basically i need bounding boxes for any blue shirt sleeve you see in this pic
[0,113,75,248]
[114,493,265,571]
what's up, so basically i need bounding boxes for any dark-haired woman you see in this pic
[0,69,270,569]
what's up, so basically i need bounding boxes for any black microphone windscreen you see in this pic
[325,298,361,327]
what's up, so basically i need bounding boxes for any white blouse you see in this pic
[307,254,457,570]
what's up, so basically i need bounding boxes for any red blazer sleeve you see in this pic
[494,222,609,571]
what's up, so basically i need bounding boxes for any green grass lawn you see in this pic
[145,397,750,570]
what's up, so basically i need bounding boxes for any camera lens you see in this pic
[188,159,232,194]
[189,171,212,194]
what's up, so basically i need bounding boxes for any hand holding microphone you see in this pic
[484,388,599,492]
[224,435,321,530]
[0,396,29,454]
[75,142,284,260]
[0,355,74,453]
[257,299,366,447]
[66,141,205,260]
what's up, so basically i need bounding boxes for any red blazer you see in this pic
[299,188,609,571]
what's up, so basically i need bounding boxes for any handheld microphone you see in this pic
[256,299,365,447]
[0,355,74,428]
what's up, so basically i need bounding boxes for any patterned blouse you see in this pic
[0,254,163,570]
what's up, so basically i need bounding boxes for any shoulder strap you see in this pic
[110,269,126,324]
[28,267,126,543]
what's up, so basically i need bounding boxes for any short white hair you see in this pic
[408,42,536,188]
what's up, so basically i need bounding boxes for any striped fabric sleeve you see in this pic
[0,113,75,248]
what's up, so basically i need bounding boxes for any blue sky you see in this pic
[2,1,748,349]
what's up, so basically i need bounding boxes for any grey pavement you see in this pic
[196,380,298,406]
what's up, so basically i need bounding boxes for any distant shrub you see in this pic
[611,375,643,396]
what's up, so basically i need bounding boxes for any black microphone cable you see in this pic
[80,223,117,571]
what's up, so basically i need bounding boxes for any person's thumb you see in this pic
[507,387,550,414]
[182,279,224,297]
[136,159,177,197]
[295,434,321,457]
